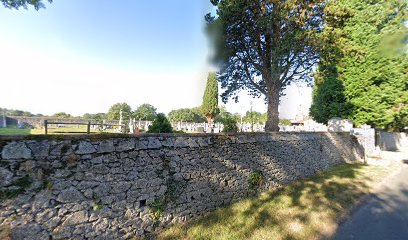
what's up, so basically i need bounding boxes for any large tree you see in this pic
[107,103,132,120]
[52,112,73,119]
[201,72,219,123]
[82,113,107,121]
[207,0,325,131]
[310,0,407,130]
[1,0,52,10]
[133,103,157,121]
[168,108,206,123]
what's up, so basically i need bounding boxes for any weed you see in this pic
[249,170,263,190]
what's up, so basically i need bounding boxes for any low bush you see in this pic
[148,113,173,133]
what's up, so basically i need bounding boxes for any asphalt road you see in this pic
[334,159,408,240]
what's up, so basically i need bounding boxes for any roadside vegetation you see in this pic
[157,163,399,240]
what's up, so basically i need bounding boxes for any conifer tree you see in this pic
[311,0,407,130]
[201,72,219,124]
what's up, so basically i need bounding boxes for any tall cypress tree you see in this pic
[311,0,408,130]
[201,73,219,124]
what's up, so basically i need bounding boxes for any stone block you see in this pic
[75,141,96,155]
[2,142,31,159]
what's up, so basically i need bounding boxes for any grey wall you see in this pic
[0,115,6,128]
[0,133,364,239]
[377,132,408,151]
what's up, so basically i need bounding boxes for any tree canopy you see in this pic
[148,113,173,133]
[201,72,219,123]
[107,103,132,121]
[310,0,407,131]
[133,104,157,121]
[243,111,266,125]
[168,107,206,123]
[1,0,52,10]
[0,107,38,117]
[52,112,73,119]
[82,113,107,121]
[207,0,325,131]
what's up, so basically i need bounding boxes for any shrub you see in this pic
[249,170,263,190]
[148,113,173,133]
[222,116,239,133]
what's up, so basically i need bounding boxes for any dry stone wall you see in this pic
[0,133,364,239]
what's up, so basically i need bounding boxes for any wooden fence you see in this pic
[44,120,125,134]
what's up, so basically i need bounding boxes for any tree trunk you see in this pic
[265,87,280,132]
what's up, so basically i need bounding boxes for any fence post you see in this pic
[44,120,48,135]
[87,121,91,135]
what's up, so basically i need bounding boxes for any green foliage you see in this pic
[201,72,219,122]
[207,0,324,131]
[310,77,352,124]
[214,106,230,123]
[52,112,73,119]
[249,171,263,190]
[147,113,173,133]
[133,103,157,121]
[279,119,292,126]
[41,180,53,191]
[149,198,166,227]
[243,111,265,125]
[1,0,52,10]
[92,200,104,211]
[107,103,132,120]
[387,93,408,132]
[168,107,206,123]
[13,175,32,188]
[221,115,239,133]
[0,107,36,117]
[311,0,408,130]
[82,113,107,120]
[0,175,32,200]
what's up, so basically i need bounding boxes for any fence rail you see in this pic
[44,120,125,134]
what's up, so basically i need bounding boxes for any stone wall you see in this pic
[377,131,408,151]
[351,127,376,157]
[0,133,364,239]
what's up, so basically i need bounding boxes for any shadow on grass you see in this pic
[155,164,376,240]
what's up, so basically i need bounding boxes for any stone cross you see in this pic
[118,109,123,132]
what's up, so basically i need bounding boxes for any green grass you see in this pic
[0,126,117,135]
[0,127,31,135]
[157,163,400,240]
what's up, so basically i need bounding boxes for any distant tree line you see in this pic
[0,107,43,117]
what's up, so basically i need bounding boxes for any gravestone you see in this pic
[118,109,123,133]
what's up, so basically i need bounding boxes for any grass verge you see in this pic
[0,128,31,135]
[0,126,117,135]
[157,163,400,240]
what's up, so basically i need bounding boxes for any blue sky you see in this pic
[0,0,311,118]
[1,0,210,72]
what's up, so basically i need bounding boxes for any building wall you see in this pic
[0,132,364,239]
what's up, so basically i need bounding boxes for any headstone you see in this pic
[118,109,123,132]
[195,127,204,133]
[128,117,134,134]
